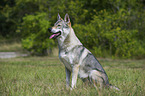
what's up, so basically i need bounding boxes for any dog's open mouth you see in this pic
[49,31,61,39]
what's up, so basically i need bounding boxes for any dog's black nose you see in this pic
[48,28,52,32]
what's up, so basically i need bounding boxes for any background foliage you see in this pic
[0,0,145,58]
[18,12,54,55]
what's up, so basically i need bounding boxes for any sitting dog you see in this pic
[48,13,119,90]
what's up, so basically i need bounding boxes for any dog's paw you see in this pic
[70,87,73,90]
[65,85,71,90]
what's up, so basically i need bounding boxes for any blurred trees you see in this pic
[19,12,54,55]
[0,0,145,58]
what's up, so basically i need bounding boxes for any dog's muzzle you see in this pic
[48,28,61,39]
[48,28,52,32]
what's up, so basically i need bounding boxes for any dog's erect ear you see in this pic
[64,13,70,23]
[57,13,62,20]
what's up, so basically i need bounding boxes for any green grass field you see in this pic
[0,56,145,96]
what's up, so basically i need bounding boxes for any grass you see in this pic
[0,56,144,96]
[0,42,23,52]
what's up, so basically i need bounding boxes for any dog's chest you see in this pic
[59,51,75,71]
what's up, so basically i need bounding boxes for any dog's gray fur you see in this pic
[48,13,119,90]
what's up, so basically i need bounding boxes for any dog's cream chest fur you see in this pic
[59,50,74,71]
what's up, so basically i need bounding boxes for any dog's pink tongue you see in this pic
[49,34,56,39]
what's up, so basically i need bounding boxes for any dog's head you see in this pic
[48,13,71,39]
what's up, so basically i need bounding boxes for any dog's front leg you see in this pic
[65,67,71,88]
[71,65,80,89]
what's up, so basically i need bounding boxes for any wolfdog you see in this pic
[48,13,119,90]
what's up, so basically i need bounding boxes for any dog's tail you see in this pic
[107,84,120,91]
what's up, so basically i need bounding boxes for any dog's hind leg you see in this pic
[88,71,104,96]
[71,65,80,89]
[65,67,71,88]
[89,70,104,89]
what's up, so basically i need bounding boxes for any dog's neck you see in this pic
[57,27,82,52]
